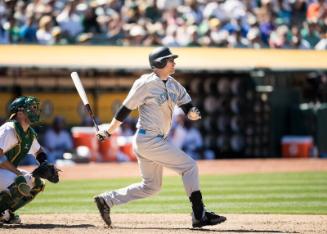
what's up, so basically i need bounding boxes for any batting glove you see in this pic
[96,129,111,141]
[187,107,202,121]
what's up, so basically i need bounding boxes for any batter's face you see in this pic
[165,57,176,75]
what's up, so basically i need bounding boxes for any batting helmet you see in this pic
[149,47,178,69]
[9,96,41,123]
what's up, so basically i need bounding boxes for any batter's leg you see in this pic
[98,153,163,207]
[136,136,199,196]
[135,136,226,227]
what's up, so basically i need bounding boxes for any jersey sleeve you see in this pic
[176,80,192,106]
[0,123,19,153]
[123,79,148,110]
[28,138,41,155]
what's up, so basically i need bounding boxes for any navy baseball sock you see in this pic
[189,190,204,220]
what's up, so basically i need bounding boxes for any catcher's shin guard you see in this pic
[10,177,45,212]
[0,176,31,213]
[0,191,12,213]
[94,196,111,227]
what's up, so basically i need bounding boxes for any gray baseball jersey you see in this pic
[123,72,191,136]
[100,72,200,208]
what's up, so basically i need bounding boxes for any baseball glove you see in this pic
[32,162,60,183]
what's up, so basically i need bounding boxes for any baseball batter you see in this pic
[0,96,58,225]
[95,47,226,228]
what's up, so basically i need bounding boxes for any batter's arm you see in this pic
[0,148,22,176]
[96,105,132,141]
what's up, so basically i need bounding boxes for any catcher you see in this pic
[0,96,60,225]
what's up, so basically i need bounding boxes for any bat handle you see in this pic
[85,104,99,131]
[93,119,100,132]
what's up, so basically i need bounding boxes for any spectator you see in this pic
[170,108,205,160]
[301,20,321,48]
[0,23,9,44]
[20,14,37,43]
[56,0,83,43]
[0,0,325,49]
[144,0,162,23]
[315,32,327,50]
[115,118,136,162]
[82,2,101,34]
[170,108,187,149]
[43,116,73,164]
[289,25,311,49]
[307,0,327,23]
[36,15,55,45]
[181,119,204,160]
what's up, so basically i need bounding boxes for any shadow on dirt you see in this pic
[219,230,298,233]
[113,226,298,233]
[1,223,95,229]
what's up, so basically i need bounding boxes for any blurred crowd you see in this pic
[0,0,326,49]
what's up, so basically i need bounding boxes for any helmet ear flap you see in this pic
[152,58,167,69]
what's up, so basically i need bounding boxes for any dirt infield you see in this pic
[1,213,327,234]
[36,158,327,180]
[5,158,327,233]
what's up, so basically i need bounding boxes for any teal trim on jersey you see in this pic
[5,121,37,167]
[138,129,164,138]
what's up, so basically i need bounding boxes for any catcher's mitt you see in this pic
[32,162,60,183]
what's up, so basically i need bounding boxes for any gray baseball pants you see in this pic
[100,130,200,208]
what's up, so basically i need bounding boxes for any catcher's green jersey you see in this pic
[5,121,37,167]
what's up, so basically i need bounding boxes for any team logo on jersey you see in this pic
[156,92,177,105]
[156,93,168,105]
[155,81,179,105]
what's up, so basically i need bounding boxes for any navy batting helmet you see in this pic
[149,47,178,69]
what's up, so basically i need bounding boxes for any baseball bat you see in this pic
[70,71,99,131]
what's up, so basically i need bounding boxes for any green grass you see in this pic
[19,172,327,215]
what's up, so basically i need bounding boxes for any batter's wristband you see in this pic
[115,105,132,122]
[0,155,8,163]
[180,102,193,114]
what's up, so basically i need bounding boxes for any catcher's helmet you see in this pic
[149,47,178,69]
[9,96,41,123]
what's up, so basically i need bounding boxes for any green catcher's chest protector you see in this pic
[5,121,37,167]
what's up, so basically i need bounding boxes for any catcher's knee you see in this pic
[6,178,45,212]
[8,175,31,197]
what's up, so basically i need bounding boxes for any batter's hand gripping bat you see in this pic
[70,71,99,131]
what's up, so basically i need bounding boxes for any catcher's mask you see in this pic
[9,96,41,123]
[149,47,178,69]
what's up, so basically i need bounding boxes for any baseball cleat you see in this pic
[0,210,21,224]
[94,196,111,227]
[192,210,226,228]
